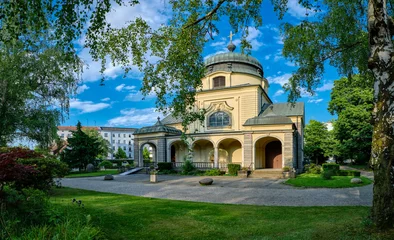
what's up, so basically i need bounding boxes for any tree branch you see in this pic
[183,0,226,29]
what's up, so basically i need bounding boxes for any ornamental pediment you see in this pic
[206,101,234,113]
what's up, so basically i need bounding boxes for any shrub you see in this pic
[99,160,113,169]
[283,166,291,172]
[158,162,173,171]
[228,164,241,175]
[182,160,195,174]
[17,157,69,191]
[322,163,340,175]
[321,170,335,180]
[305,163,321,174]
[339,170,361,177]
[205,168,221,176]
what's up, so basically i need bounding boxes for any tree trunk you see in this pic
[368,0,394,229]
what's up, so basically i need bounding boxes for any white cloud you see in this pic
[287,0,317,19]
[101,97,110,101]
[273,49,283,62]
[210,41,226,47]
[115,84,137,92]
[273,90,285,97]
[107,108,164,126]
[285,61,296,67]
[232,27,264,51]
[316,82,334,92]
[125,90,156,102]
[265,55,271,60]
[76,84,90,94]
[267,73,292,86]
[70,98,111,113]
[308,98,324,103]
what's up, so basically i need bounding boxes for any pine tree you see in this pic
[61,121,100,171]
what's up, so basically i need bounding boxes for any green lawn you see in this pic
[49,188,394,240]
[64,169,118,178]
[285,173,373,188]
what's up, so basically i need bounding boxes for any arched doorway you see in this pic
[140,142,157,167]
[265,141,282,169]
[169,140,188,163]
[192,139,214,163]
[255,137,283,169]
[217,138,242,167]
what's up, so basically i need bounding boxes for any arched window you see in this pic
[213,76,225,88]
[209,111,230,127]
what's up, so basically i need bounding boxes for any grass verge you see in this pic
[65,169,118,178]
[50,187,394,240]
[285,173,373,188]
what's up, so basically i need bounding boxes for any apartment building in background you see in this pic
[57,126,137,159]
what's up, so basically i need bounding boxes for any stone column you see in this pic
[133,139,140,167]
[243,133,253,169]
[214,146,219,168]
[284,132,294,168]
[157,138,166,163]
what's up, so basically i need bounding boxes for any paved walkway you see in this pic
[61,174,373,206]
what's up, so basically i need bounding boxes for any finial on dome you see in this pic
[227,31,236,52]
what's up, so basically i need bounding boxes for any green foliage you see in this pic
[228,164,241,175]
[329,76,373,165]
[321,170,335,180]
[339,170,361,177]
[305,164,322,174]
[17,157,69,191]
[114,148,127,159]
[282,166,291,172]
[182,160,196,174]
[204,168,222,176]
[304,120,329,164]
[99,160,113,169]
[157,162,173,171]
[142,147,151,161]
[61,122,100,171]
[83,129,112,160]
[322,163,340,175]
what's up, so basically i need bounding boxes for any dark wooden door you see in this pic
[265,141,282,169]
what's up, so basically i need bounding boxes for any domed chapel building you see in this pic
[133,41,305,175]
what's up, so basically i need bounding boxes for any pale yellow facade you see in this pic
[134,48,304,173]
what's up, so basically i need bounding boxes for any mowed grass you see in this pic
[285,173,373,188]
[50,188,394,240]
[65,169,118,178]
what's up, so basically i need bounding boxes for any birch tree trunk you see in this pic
[368,0,394,229]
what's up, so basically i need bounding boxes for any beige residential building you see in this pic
[134,42,305,174]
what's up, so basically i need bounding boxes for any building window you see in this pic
[60,134,64,138]
[129,141,131,145]
[67,134,71,138]
[129,147,132,151]
[112,140,115,143]
[213,76,225,88]
[112,134,115,137]
[129,134,131,137]
[124,134,126,137]
[104,133,108,137]
[123,146,126,150]
[209,111,230,127]
[112,146,115,150]
[118,140,120,144]
[118,133,120,137]
[124,140,126,144]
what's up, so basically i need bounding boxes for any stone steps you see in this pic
[249,169,284,179]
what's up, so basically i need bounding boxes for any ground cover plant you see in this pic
[65,170,118,178]
[50,187,394,240]
[285,174,373,188]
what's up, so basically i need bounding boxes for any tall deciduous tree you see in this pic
[114,148,127,160]
[83,129,112,160]
[61,122,100,171]
[329,75,374,164]
[304,120,329,164]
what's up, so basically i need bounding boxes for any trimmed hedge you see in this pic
[322,163,340,174]
[228,164,241,175]
[339,170,361,177]
[158,162,173,171]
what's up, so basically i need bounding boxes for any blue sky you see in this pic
[64,0,338,128]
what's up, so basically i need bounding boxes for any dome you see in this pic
[204,52,264,78]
